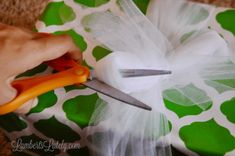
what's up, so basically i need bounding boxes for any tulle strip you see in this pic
[87,98,172,156]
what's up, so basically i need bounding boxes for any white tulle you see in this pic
[147,0,215,48]
[94,52,162,93]
[82,0,235,155]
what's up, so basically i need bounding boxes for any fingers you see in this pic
[0,25,83,105]
[68,50,83,64]
[33,33,82,61]
[11,34,83,75]
[0,23,33,39]
[0,79,17,104]
[32,34,82,63]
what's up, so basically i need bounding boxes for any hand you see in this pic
[0,23,82,104]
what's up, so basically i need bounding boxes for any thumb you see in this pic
[0,78,17,105]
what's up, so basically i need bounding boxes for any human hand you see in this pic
[0,23,82,104]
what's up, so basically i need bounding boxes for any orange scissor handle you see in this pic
[0,57,90,115]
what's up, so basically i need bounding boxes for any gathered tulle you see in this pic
[147,0,215,48]
[87,96,171,156]
[82,0,235,155]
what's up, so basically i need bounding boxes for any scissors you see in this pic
[0,55,171,115]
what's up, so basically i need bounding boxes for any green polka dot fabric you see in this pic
[1,1,235,156]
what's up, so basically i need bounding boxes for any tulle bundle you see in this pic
[82,0,235,155]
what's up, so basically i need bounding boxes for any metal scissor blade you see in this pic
[82,79,152,111]
[119,69,172,78]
